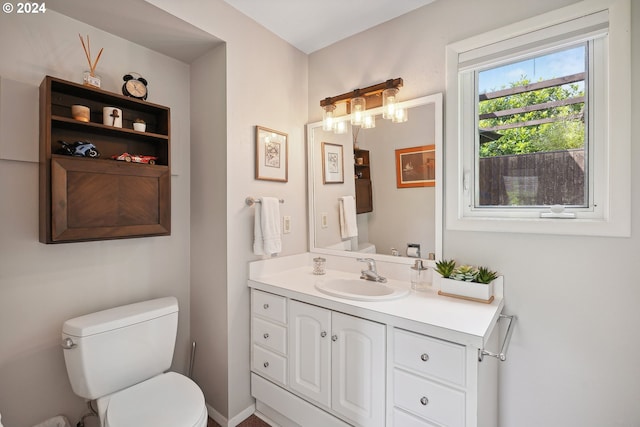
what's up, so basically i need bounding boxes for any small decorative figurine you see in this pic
[56,140,100,158]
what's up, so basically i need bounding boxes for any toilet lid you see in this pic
[105,372,205,427]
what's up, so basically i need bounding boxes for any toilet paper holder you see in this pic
[406,243,421,258]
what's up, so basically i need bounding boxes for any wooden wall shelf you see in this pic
[39,75,171,243]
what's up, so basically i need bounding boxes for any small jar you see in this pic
[83,70,101,88]
[410,259,430,291]
[313,257,326,275]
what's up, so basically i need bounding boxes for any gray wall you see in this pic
[308,0,640,426]
[0,10,192,427]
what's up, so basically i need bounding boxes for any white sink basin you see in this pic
[315,278,409,301]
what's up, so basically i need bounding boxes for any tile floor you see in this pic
[208,414,270,427]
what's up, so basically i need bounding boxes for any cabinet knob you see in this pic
[263,361,269,368]
[263,303,269,309]
[420,396,429,406]
[263,333,269,339]
[321,331,327,338]
[420,353,430,362]
[332,335,338,342]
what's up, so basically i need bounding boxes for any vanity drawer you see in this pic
[252,345,287,386]
[252,316,287,355]
[393,408,439,427]
[394,368,465,427]
[252,290,287,324]
[394,328,465,387]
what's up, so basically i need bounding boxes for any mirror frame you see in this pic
[307,92,443,266]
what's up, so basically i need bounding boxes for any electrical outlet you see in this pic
[321,212,328,228]
[283,216,291,234]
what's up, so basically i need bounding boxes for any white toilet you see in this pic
[61,297,207,427]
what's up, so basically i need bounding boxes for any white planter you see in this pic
[133,122,146,132]
[436,276,495,302]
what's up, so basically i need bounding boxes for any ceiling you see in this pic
[47,0,224,63]
[221,0,437,54]
[47,0,437,61]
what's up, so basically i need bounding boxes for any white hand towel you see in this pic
[253,197,282,256]
[253,201,265,255]
[339,196,358,238]
[261,197,282,255]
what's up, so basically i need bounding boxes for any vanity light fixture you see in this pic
[334,120,348,134]
[382,87,399,119]
[322,104,336,131]
[320,78,404,133]
[392,107,408,123]
[350,95,366,126]
[361,113,376,129]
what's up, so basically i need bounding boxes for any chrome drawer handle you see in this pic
[263,303,269,309]
[420,353,429,362]
[263,361,269,368]
[420,396,429,406]
[332,335,338,342]
[263,333,269,339]
[321,331,327,338]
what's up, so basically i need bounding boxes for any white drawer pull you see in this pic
[420,396,429,406]
[420,353,429,362]
[263,333,269,339]
[263,303,269,309]
[263,361,269,368]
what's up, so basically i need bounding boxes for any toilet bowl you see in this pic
[99,372,207,427]
[62,297,207,427]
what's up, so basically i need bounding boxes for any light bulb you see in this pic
[350,97,366,126]
[322,104,336,131]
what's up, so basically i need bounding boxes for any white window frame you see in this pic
[445,0,630,237]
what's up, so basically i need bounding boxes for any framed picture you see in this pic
[322,142,344,184]
[255,126,288,182]
[395,145,436,188]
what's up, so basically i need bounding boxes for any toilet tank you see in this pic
[62,297,179,400]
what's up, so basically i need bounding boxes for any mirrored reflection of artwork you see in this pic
[256,126,288,182]
[395,145,436,188]
[322,142,344,184]
[308,95,443,260]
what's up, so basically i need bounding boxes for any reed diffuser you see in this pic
[79,34,103,88]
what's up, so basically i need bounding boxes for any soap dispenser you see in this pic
[410,259,429,291]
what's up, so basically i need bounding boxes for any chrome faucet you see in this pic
[357,258,387,283]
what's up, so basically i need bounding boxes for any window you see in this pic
[445,0,630,236]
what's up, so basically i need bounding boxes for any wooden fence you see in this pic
[478,149,585,206]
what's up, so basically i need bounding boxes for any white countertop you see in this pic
[248,254,504,349]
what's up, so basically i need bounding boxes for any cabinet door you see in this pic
[289,301,331,407]
[355,179,373,213]
[331,312,385,427]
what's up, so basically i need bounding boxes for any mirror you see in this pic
[307,93,443,264]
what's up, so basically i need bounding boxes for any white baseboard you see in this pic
[206,402,256,427]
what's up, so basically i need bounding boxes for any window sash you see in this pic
[445,0,630,237]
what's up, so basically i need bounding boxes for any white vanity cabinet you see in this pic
[391,329,467,426]
[289,300,386,427]
[251,290,288,386]
[248,260,504,427]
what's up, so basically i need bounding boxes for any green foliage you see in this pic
[434,259,456,278]
[476,267,498,284]
[479,77,585,157]
[450,265,479,282]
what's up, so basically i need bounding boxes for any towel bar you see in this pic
[245,197,284,206]
[479,314,516,362]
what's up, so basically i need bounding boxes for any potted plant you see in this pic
[133,118,146,132]
[434,260,499,302]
